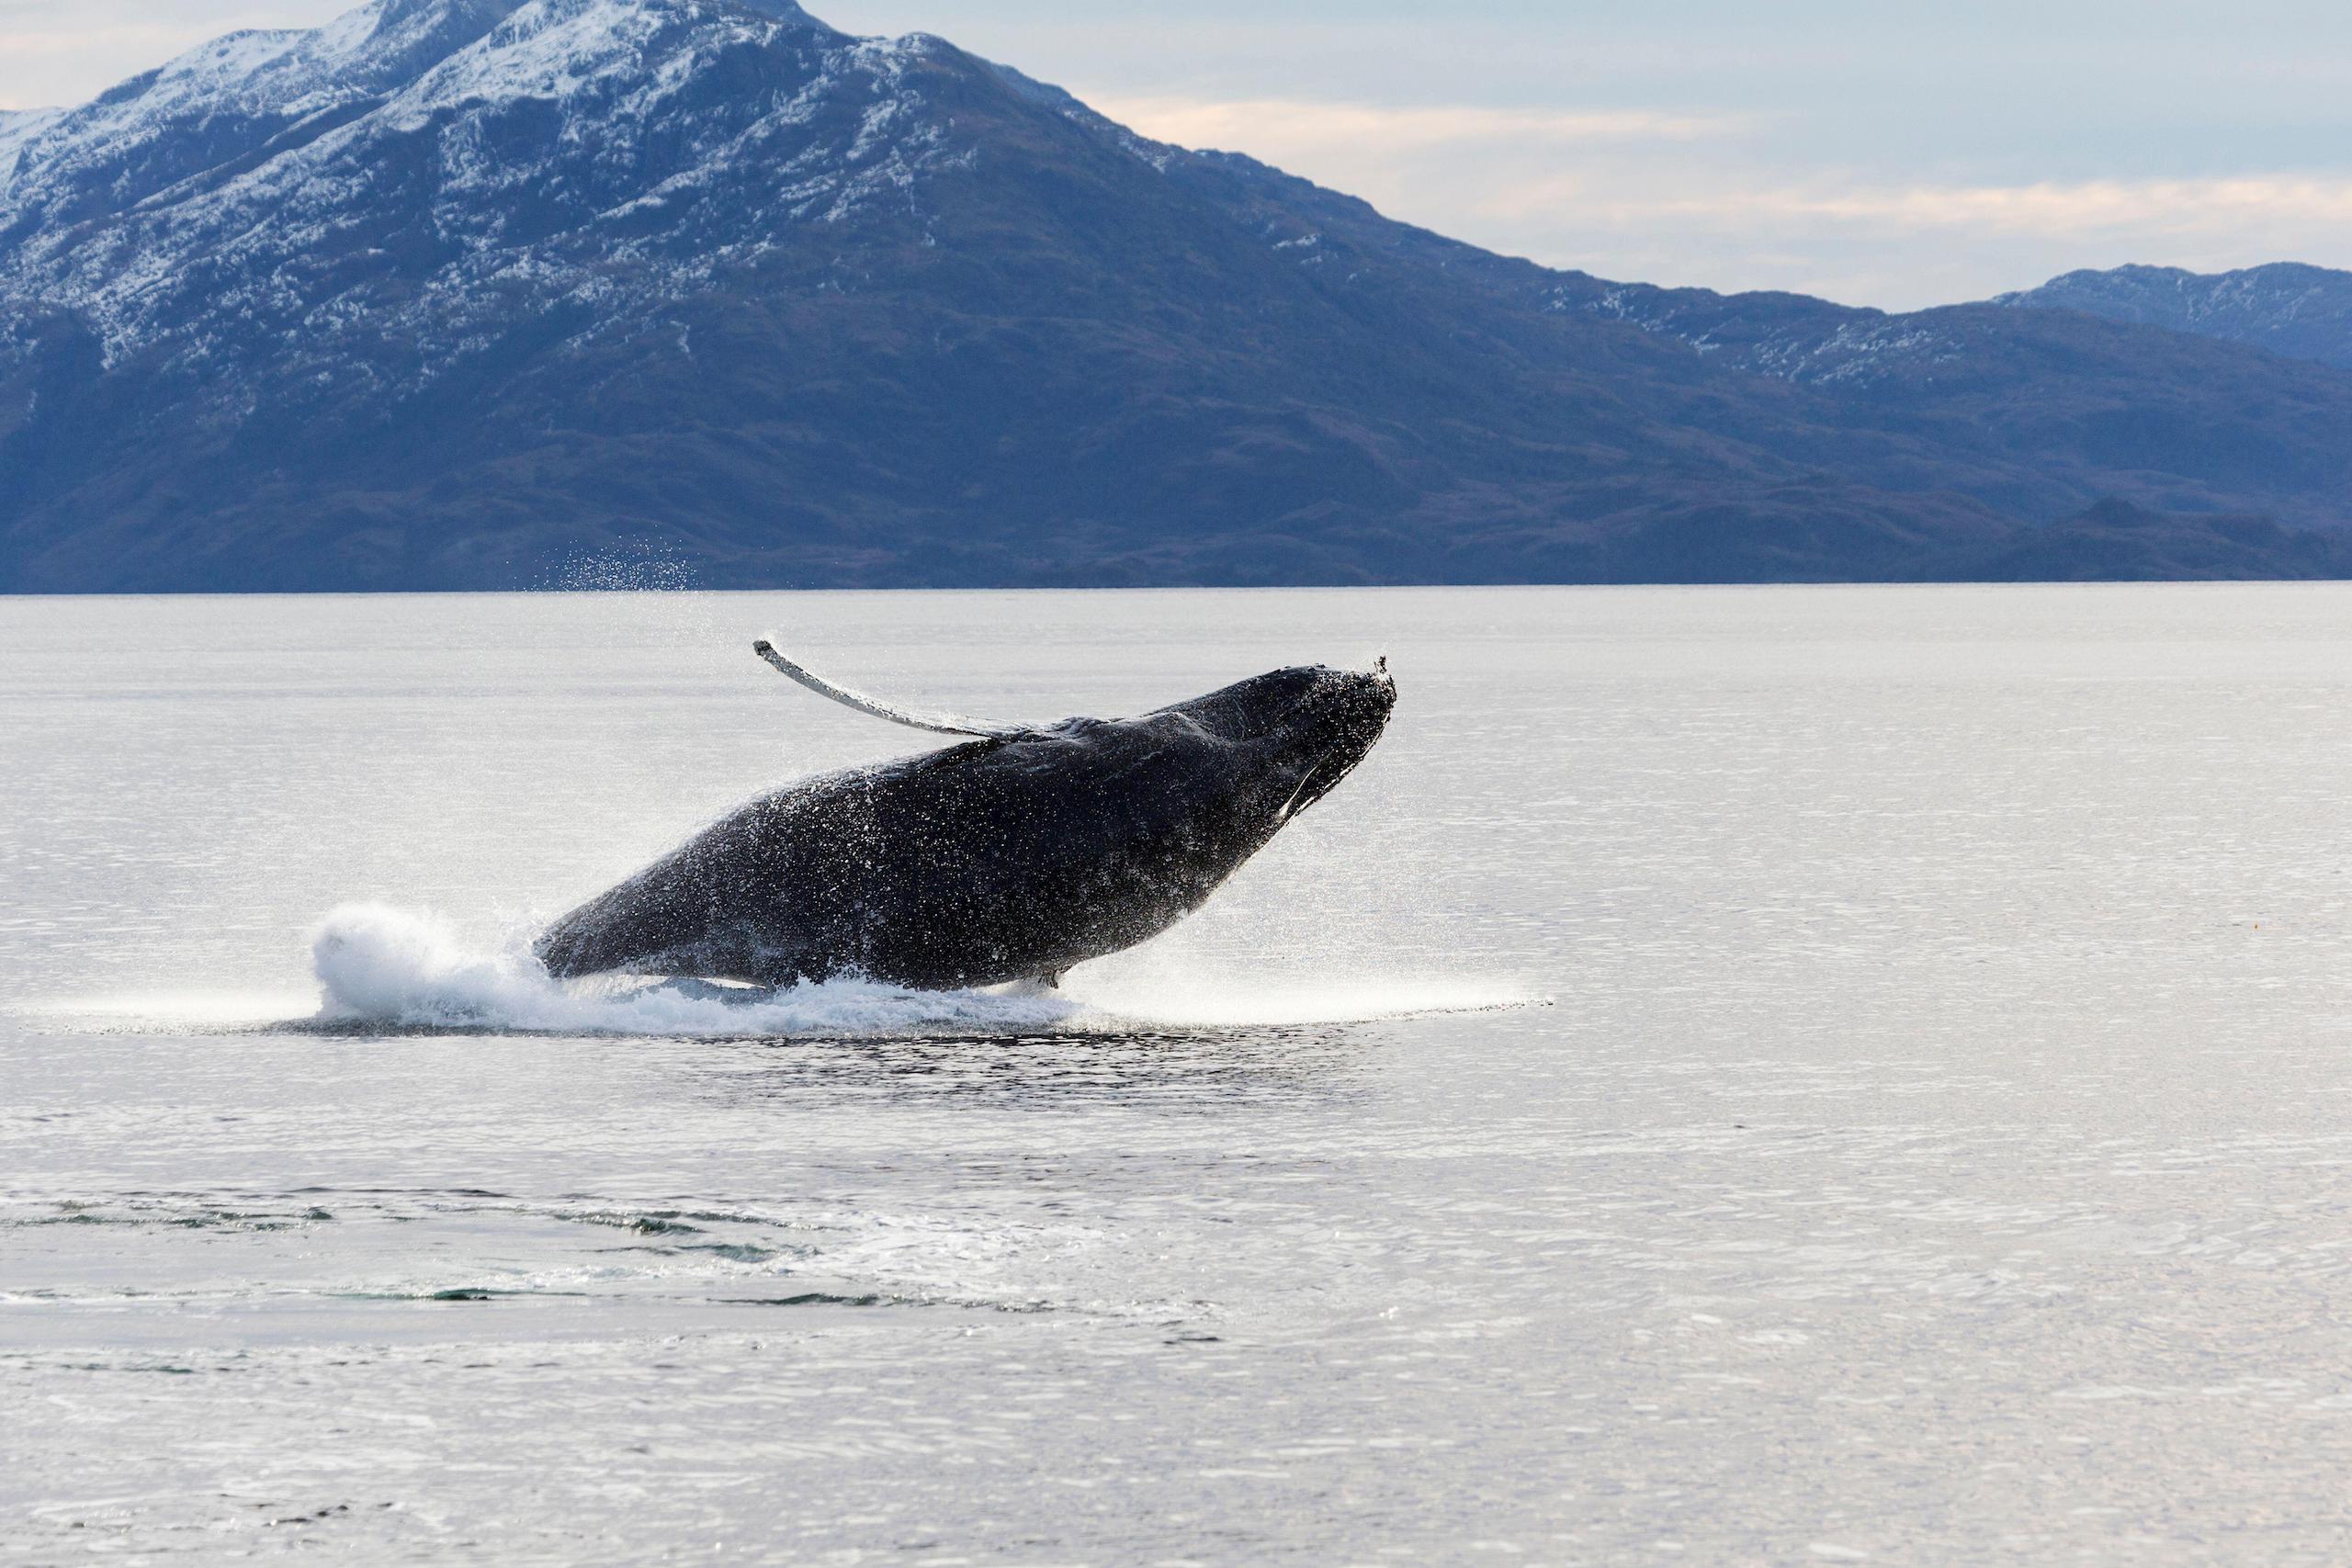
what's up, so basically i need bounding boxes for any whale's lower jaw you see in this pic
[538,882,1205,993]
[539,939,1108,994]
[536,933,1009,993]
[537,927,816,990]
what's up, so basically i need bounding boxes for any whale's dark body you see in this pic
[536,660,1396,990]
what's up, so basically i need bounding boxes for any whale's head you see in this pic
[1152,661,1397,829]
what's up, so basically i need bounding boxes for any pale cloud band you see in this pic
[1095,96,1742,155]
[0,7,321,108]
[2,26,191,65]
[1102,92,2352,306]
[1111,93,2352,243]
[1549,175,2352,238]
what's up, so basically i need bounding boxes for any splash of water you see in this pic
[306,905,1533,1037]
[23,907,1535,1038]
[310,904,1081,1036]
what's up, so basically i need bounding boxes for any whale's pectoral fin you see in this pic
[1000,972,1065,998]
[752,640,1026,739]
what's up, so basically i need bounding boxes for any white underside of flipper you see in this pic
[752,640,1028,739]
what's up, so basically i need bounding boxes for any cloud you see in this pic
[0,5,334,110]
[1457,170,2352,309]
[1072,89,2352,305]
[0,27,203,108]
[1487,172,2352,241]
[1093,96,1741,158]
[1091,94,2352,253]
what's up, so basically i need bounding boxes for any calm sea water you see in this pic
[7,585,2352,1564]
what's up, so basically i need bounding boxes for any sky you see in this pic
[6,0,2351,309]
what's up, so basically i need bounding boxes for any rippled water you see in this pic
[7,585,2352,1564]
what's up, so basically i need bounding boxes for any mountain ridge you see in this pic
[6,0,2352,590]
[1997,262,2352,370]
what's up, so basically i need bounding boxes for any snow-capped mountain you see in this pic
[1,1,509,237]
[1997,263,2352,371]
[1,0,955,399]
[6,0,2352,589]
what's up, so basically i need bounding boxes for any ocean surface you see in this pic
[6,585,2352,1564]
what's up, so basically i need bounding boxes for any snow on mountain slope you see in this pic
[0,0,959,396]
[1548,281,1963,386]
[0,108,63,182]
[1998,263,2352,370]
[0,0,518,225]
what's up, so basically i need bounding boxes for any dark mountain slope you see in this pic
[4,0,2352,589]
[1544,277,2352,527]
[1967,497,2352,581]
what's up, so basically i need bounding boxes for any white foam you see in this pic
[15,905,1537,1039]
[310,903,1081,1035]
[310,904,1537,1036]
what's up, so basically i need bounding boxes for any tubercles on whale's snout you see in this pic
[1249,663,1395,825]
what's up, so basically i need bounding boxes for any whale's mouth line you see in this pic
[1271,681,1393,823]
[1276,743,1364,824]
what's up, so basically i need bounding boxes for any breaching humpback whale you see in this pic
[534,644,1397,990]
